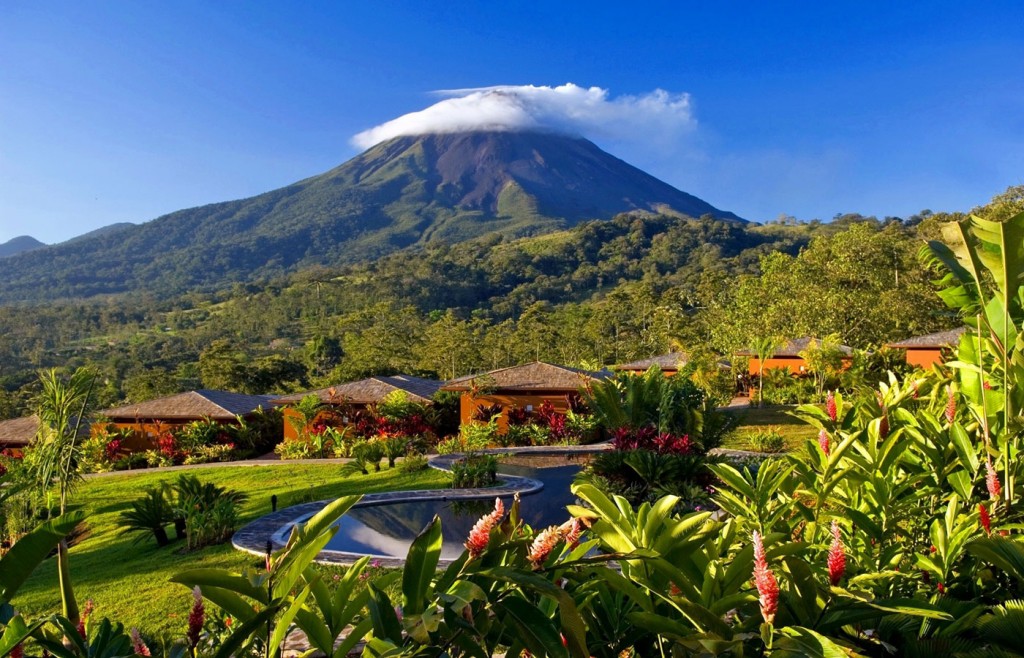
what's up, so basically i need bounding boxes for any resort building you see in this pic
[95,390,275,450]
[886,327,967,369]
[734,337,854,376]
[272,374,444,441]
[442,361,608,432]
[615,352,691,376]
[0,415,39,457]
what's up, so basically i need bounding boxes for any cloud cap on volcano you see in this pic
[351,83,695,149]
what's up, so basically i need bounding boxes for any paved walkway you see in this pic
[82,453,352,479]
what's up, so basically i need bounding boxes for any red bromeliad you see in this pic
[986,459,1003,499]
[465,498,504,558]
[752,531,779,625]
[827,520,846,586]
[826,391,837,422]
[979,503,992,536]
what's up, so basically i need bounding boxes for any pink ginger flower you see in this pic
[130,628,151,657]
[945,386,956,424]
[187,586,204,650]
[986,459,1003,499]
[827,521,846,586]
[826,391,837,422]
[752,531,779,625]
[528,525,563,568]
[465,498,504,558]
[979,503,992,536]
[559,518,584,548]
[911,381,920,399]
[818,429,831,457]
[876,392,889,439]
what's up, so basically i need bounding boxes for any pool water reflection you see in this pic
[322,460,582,560]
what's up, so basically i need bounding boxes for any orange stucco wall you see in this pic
[279,404,367,442]
[904,348,947,369]
[459,392,572,433]
[91,419,240,452]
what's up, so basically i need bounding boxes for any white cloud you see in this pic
[351,83,696,149]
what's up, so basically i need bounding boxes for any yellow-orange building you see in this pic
[734,337,854,376]
[95,390,274,450]
[0,415,39,457]
[886,327,966,369]
[442,362,608,433]
[272,375,443,441]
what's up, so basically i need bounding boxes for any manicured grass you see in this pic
[720,404,820,454]
[16,463,449,636]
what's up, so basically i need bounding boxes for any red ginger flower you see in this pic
[827,520,846,586]
[752,531,779,625]
[187,586,204,650]
[10,644,22,658]
[826,391,837,422]
[979,503,992,536]
[78,598,95,639]
[945,386,956,424]
[131,628,151,657]
[528,525,562,568]
[986,459,1003,499]
[559,518,584,548]
[818,429,830,457]
[465,498,504,558]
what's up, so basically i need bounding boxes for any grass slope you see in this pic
[721,405,819,454]
[17,464,449,635]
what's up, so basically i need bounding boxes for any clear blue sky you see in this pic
[2,1,1023,244]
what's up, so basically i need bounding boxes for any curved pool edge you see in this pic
[233,444,609,567]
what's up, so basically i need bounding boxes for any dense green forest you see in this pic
[3,186,1021,421]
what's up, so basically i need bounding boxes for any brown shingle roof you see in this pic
[0,415,39,448]
[615,352,690,371]
[101,390,275,421]
[735,337,854,358]
[271,375,443,406]
[442,362,609,392]
[887,327,968,349]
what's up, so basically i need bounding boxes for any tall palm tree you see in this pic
[32,367,95,623]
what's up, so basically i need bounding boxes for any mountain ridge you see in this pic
[0,131,741,304]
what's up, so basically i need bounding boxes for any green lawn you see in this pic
[16,463,449,636]
[720,404,820,454]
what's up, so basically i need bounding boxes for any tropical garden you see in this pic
[3,211,1024,656]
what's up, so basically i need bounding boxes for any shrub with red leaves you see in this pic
[472,403,504,423]
[506,407,533,426]
[105,438,123,462]
[612,426,693,455]
[158,433,178,459]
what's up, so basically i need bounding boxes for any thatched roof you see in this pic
[735,337,854,358]
[100,390,275,422]
[615,352,690,371]
[0,415,39,448]
[272,375,443,406]
[443,362,609,393]
[887,327,967,349]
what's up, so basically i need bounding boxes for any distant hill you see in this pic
[0,131,742,304]
[0,235,45,259]
[61,222,135,245]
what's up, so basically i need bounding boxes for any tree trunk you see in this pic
[153,526,170,547]
[174,517,187,540]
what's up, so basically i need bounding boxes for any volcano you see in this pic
[0,131,741,303]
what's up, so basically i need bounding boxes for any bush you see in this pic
[451,454,498,488]
[119,488,174,546]
[182,443,236,465]
[274,440,312,460]
[169,474,247,550]
[399,453,430,473]
[747,426,787,453]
